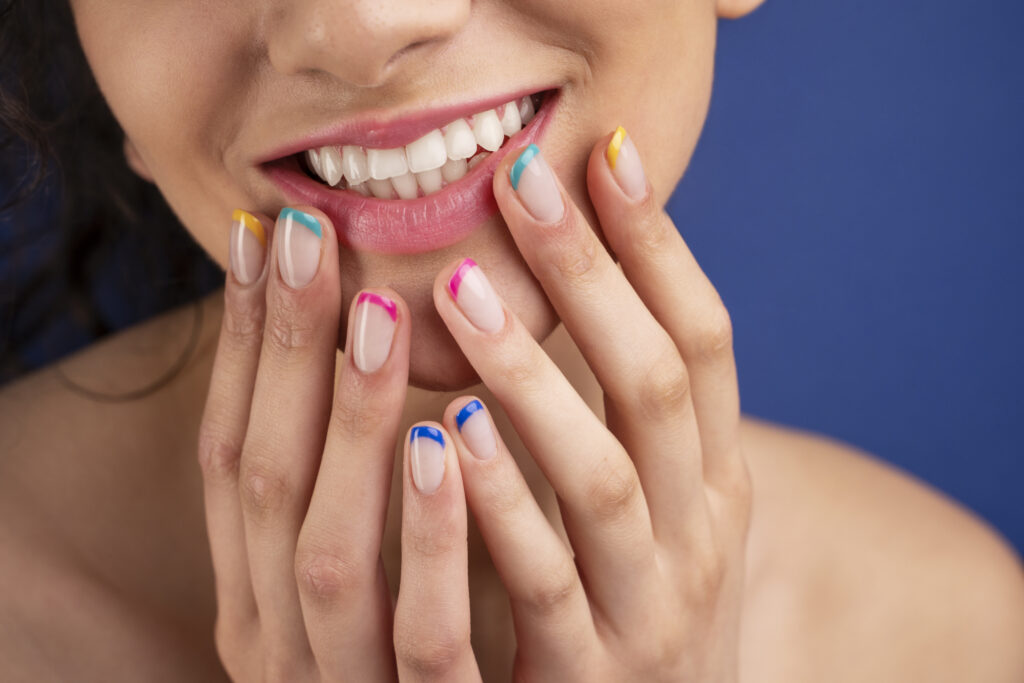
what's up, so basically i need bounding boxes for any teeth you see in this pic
[499,101,522,137]
[467,152,490,170]
[318,146,344,186]
[443,119,477,160]
[472,110,504,152]
[405,129,447,173]
[367,147,408,180]
[441,157,468,183]
[366,178,396,200]
[306,149,323,178]
[304,93,546,197]
[342,146,369,185]
[518,96,535,126]
[391,172,419,200]
[416,167,444,195]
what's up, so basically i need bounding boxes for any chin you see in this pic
[406,275,559,392]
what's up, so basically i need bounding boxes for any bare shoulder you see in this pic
[0,295,224,681]
[738,417,1024,682]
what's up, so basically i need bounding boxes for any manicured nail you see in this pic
[229,209,266,285]
[606,126,647,200]
[455,400,496,460]
[352,292,398,374]
[410,425,446,494]
[448,258,505,334]
[277,208,323,289]
[509,144,564,223]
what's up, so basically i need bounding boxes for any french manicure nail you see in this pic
[229,209,266,285]
[278,208,323,289]
[606,126,647,200]
[352,292,398,374]
[448,258,505,334]
[509,144,564,223]
[410,426,446,494]
[455,400,496,460]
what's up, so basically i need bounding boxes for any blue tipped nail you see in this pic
[455,400,484,431]
[509,144,540,191]
[280,207,322,239]
[410,425,445,447]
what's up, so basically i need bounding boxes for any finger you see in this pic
[393,423,481,683]
[197,209,271,638]
[295,288,410,682]
[587,128,745,495]
[433,260,659,622]
[494,145,710,538]
[239,206,340,674]
[443,398,596,680]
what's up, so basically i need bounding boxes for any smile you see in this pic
[264,89,557,255]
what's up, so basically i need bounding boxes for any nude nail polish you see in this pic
[509,144,565,223]
[448,258,505,334]
[410,425,446,494]
[228,209,266,285]
[277,208,322,289]
[352,292,397,374]
[455,400,496,460]
[606,126,647,200]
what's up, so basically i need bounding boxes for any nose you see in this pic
[265,0,470,87]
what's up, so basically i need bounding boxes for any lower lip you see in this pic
[265,94,558,254]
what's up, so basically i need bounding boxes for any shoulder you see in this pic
[739,417,1024,682]
[0,295,225,681]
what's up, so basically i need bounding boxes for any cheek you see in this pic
[72,2,254,264]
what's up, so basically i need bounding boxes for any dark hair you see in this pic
[0,0,221,386]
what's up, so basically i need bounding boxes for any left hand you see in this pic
[390,129,751,681]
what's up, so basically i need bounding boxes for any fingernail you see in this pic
[509,144,564,223]
[410,426,446,495]
[606,126,647,200]
[277,208,323,289]
[352,292,398,374]
[448,258,505,334]
[455,400,496,460]
[229,209,266,285]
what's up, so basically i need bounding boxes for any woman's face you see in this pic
[70,0,729,389]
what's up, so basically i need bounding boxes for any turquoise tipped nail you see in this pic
[509,144,540,191]
[280,208,322,238]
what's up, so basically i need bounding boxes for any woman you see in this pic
[1,0,1022,680]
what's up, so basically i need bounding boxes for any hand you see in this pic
[407,129,751,681]
[198,206,428,680]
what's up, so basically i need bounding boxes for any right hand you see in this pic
[197,206,463,681]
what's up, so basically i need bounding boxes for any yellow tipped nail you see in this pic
[232,209,266,247]
[606,126,627,170]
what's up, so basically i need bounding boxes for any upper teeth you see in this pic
[304,95,537,199]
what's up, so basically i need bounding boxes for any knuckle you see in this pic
[582,459,643,524]
[294,543,367,605]
[519,561,580,617]
[213,616,250,677]
[404,518,462,559]
[689,303,734,364]
[628,211,676,260]
[636,351,692,423]
[545,220,603,288]
[330,387,389,441]
[197,430,242,484]
[687,550,728,605]
[394,623,467,678]
[221,286,266,347]
[238,458,293,520]
[264,297,318,354]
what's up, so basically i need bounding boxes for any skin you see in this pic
[2,0,1024,681]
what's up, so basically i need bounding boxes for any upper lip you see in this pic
[256,86,555,165]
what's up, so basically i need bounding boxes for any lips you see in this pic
[263,89,558,254]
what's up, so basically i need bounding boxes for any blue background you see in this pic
[667,0,1022,552]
